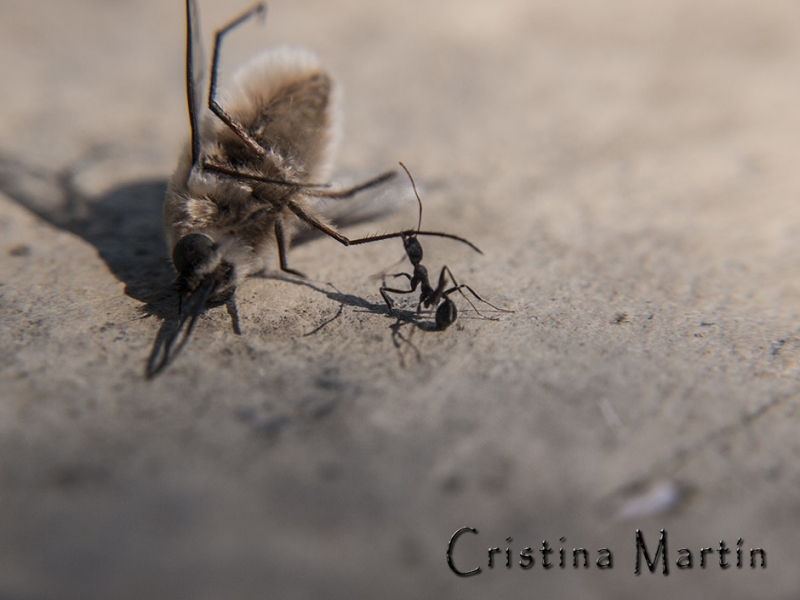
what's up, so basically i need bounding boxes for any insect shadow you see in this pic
[0,149,398,379]
[0,150,175,313]
[268,275,423,368]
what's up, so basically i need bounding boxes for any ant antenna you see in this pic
[398,162,423,233]
[346,163,483,253]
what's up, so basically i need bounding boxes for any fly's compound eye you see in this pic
[172,233,217,276]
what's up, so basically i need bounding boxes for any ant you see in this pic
[374,163,512,330]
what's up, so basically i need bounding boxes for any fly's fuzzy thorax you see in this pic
[208,46,341,183]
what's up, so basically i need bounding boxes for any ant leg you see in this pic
[441,267,513,317]
[440,266,514,321]
[379,288,395,313]
[208,3,268,159]
[432,266,451,302]
[379,273,416,314]
[380,283,416,315]
[453,284,513,314]
[275,216,306,278]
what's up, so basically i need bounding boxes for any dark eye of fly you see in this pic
[172,233,217,276]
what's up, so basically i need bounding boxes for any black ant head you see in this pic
[435,296,457,330]
[402,231,423,266]
[172,233,236,321]
[397,162,427,267]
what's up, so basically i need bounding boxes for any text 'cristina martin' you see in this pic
[446,528,767,576]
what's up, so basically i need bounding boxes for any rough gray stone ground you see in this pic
[2,0,800,598]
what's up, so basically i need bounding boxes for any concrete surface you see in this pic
[2,0,800,598]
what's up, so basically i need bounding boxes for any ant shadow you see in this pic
[267,274,424,331]
[280,275,456,367]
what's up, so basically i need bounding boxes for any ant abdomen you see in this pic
[435,298,457,330]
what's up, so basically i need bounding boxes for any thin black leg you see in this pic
[275,216,306,278]
[208,3,268,158]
